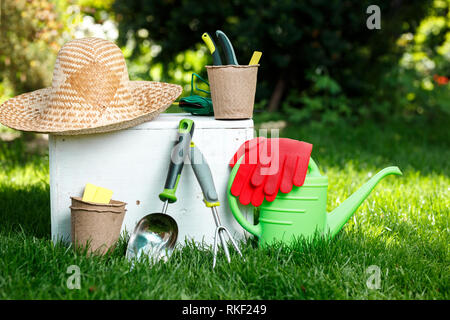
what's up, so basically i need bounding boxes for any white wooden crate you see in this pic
[49,113,253,246]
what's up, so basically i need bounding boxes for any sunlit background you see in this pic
[0,0,448,120]
[0,0,449,146]
[0,1,448,299]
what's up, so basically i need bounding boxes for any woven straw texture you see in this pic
[0,38,182,135]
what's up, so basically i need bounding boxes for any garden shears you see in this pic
[202,30,239,65]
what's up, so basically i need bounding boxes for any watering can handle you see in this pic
[227,155,320,237]
[307,157,321,176]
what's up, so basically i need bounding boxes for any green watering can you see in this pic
[227,156,402,246]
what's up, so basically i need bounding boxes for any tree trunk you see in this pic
[267,76,286,112]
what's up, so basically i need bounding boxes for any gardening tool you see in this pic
[189,142,244,268]
[228,155,402,247]
[126,119,195,262]
[179,73,214,116]
[215,30,239,65]
[249,51,262,65]
[202,32,222,65]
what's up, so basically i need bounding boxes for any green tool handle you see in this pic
[189,143,220,207]
[202,32,222,65]
[159,119,195,203]
[216,30,238,65]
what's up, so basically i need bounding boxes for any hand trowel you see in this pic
[126,119,195,263]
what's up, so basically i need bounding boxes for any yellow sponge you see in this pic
[82,183,113,204]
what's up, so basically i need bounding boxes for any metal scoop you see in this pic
[125,205,177,263]
[126,119,195,263]
[189,142,245,268]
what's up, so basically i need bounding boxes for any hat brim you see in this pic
[0,81,182,135]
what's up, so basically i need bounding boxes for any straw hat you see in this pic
[0,37,182,135]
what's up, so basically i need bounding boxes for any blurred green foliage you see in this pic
[113,0,448,123]
[282,71,352,124]
[0,0,69,100]
[0,0,448,124]
[395,0,450,117]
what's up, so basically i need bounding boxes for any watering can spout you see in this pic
[326,166,402,238]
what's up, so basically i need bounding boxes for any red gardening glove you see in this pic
[229,138,312,207]
[229,137,268,206]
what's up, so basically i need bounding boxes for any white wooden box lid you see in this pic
[125,113,254,130]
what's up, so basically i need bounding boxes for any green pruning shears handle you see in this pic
[159,119,195,203]
[202,32,222,65]
[216,30,238,65]
[189,142,220,207]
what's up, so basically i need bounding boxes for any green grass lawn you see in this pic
[0,117,448,299]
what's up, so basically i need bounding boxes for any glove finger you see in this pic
[230,138,267,197]
[230,163,256,197]
[229,139,252,168]
[250,158,272,187]
[280,155,298,193]
[251,177,267,207]
[229,137,265,167]
[293,143,313,186]
[237,138,265,176]
[238,182,256,206]
[250,137,272,186]
[263,155,285,196]
[265,191,278,202]
[293,156,310,186]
